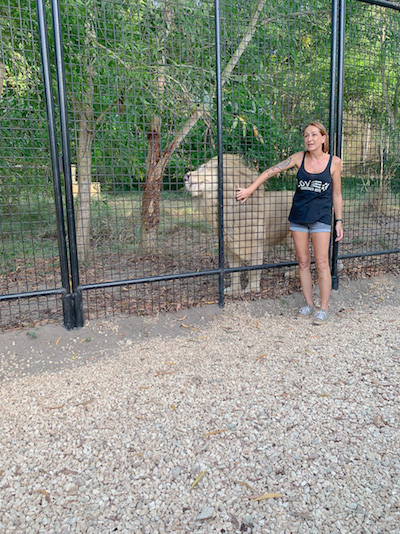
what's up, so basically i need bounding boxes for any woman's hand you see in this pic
[236,187,252,203]
[335,221,343,242]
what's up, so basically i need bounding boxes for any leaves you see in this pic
[235,480,257,493]
[191,468,208,489]
[35,489,51,503]
[248,492,284,501]
[181,323,198,332]
[373,415,387,428]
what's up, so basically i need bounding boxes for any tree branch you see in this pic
[154,0,268,175]
[380,25,396,131]
[221,0,267,87]
[0,62,5,96]
[93,82,134,132]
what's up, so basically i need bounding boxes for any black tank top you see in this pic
[289,152,333,225]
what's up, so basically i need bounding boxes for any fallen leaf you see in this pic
[257,354,268,361]
[80,338,91,343]
[75,399,94,407]
[138,386,150,390]
[235,480,257,492]
[35,489,51,503]
[203,429,228,438]
[373,415,386,427]
[171,404,177,411]
[176,315,187,321]
[191,468,208,489]
[249,492,284,501]
[181,323,198,332]
[56,337,61,346]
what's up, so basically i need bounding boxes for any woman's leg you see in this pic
[311,231,332,311]
[291,231,313,305]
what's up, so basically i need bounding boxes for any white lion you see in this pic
[184,154,293,295]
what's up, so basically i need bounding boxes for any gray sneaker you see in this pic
[313,309,330,325]
[298,304,316,317]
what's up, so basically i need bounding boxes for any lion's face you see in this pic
[184,160,219,197]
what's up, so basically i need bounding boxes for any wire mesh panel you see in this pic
[0,0,64,330]
[60,0,340,321]
[217,0,333,297]
[341,0,400,275]
[60,0,220,319]
[1,0,399,329]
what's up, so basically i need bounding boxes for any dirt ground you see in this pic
[1,272,399,383]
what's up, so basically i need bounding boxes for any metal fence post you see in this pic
[35,0,75,329]
[50,0,84,327]
[331,0,346,290]
[214,0,225,307]
[329,0,339,155]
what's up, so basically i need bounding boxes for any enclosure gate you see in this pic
[1,0,399,330]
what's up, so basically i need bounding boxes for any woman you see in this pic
[236,121,343,324]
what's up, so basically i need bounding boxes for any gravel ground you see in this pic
[0,274,399,533]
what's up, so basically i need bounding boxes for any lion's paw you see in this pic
[224,286,242,297]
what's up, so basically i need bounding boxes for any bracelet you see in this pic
[336,219,343,222]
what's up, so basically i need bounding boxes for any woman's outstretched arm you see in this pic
[235,152,302,203]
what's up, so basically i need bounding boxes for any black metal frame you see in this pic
[36,0,74,329]
[50,0,84,328]
[1,0,399,330]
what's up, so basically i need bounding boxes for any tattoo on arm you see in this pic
[268,157,292,176]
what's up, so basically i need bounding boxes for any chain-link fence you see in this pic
[1,0,399,331]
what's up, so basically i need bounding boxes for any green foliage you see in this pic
[1,0,400,197]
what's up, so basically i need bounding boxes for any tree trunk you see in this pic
[140,0,267,250]
[76,105,94,260]
[141,116,162,251]
[362,120,370,175]
[75,17,95,261]
[140,2,172,252]
[0,62,5,96]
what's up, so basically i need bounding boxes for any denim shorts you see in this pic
[289,221,331,233]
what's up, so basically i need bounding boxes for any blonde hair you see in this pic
[304,121,329,153]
